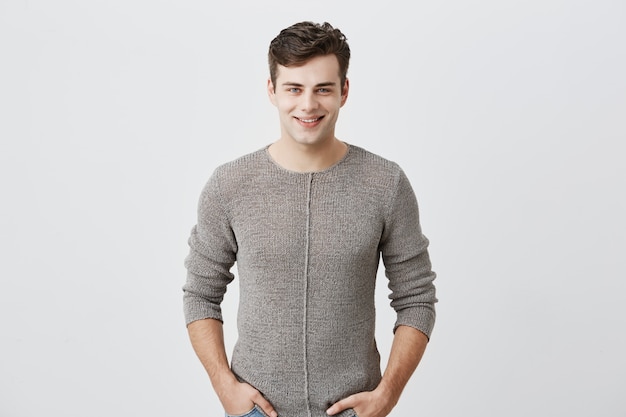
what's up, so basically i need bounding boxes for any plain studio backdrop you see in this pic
[1,1,624,416]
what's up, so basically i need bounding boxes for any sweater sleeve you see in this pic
[183,170,238,325]
[380,168,437,339]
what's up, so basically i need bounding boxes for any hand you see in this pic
[219,379,277,417]
[326,388,396,417]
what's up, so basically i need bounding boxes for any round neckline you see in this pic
[263,143,352,175]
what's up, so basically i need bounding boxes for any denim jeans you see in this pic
[225,405,357,417]
[225,405,265,417]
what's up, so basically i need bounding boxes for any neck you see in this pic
[268,137,348,173]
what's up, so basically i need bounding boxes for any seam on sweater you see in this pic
[382,164,403,226]
[213,169,233,224]
[303,173,313,417]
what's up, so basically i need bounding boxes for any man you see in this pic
[183,21,437,417]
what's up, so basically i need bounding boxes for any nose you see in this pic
[300,90,319,112]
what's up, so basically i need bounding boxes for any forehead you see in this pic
[275,54,341,84]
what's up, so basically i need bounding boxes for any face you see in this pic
[268,54,349,148]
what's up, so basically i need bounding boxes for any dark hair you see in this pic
[268,21,350,92]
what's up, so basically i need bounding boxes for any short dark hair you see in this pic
[268,21,351,92]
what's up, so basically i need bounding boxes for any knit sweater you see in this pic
[183,144,437,417]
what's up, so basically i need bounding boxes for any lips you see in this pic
[295,116,324,123]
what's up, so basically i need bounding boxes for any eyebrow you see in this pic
[281,82,337,88]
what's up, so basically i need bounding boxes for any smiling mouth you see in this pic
[295,116,324,123]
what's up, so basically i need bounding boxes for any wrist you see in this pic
[211,368,239,397]
[375,379,401,407]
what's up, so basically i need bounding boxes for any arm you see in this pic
[187,318,278,417]
[329,168,436,416]
[326,325,428,417]
[184,173,277,417]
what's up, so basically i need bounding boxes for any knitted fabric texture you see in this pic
[183,144,437,417]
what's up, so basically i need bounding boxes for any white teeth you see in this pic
[299,118,319,123]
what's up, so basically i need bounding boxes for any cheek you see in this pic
[277,99,297,113]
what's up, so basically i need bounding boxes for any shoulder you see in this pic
[212,147,269,181]
[345,144,407,186]
[348,144,402,172]
[198,147,268,204]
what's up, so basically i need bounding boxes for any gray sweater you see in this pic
[183,144,437,417]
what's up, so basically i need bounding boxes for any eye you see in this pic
[288,87,301,93]
[318,88,330,93]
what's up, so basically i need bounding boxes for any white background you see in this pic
[1,1,625,416]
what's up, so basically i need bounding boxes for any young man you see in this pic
[183,22,437,417]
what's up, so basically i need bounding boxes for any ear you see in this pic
[267,78,277,106]
[340,78,349,107]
